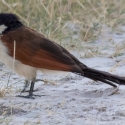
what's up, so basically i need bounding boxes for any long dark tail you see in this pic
[82,67,125,87]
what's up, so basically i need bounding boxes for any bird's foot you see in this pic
[16,94,45,99]
[17,78,46,99]
[16,95,35,99]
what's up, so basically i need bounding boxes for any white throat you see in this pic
[0,25,7,34]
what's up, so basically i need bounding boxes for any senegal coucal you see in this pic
[0,13,125,99]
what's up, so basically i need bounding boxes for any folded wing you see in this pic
[1,26,83,73]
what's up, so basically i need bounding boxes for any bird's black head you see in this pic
[0,13,23,34]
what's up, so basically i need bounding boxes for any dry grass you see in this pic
[0,0,124,95]
[0,0,125,46]
[0,0,125,124]
[0,0,125,60]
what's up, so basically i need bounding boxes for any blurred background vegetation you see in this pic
[0,0,125,52]
[0,1,125,124]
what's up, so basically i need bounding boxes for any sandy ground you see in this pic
[0,26,125,125]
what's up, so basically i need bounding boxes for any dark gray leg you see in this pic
[17,78,44,99]
[17,78,36,99]
[20,80,30,94]
[28,79,35,98]
[20,79,43,94]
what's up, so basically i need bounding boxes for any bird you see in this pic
[0,13,125,99]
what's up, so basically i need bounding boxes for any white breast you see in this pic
[0,36,37,80]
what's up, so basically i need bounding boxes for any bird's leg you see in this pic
[17,78,36,99]
[28,79,45,97]
[21,79,43,94]
[17,78,43,99]
[28,79,35,98]
[20,80,30,95]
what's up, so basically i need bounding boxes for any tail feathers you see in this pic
[82,67,125,87]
